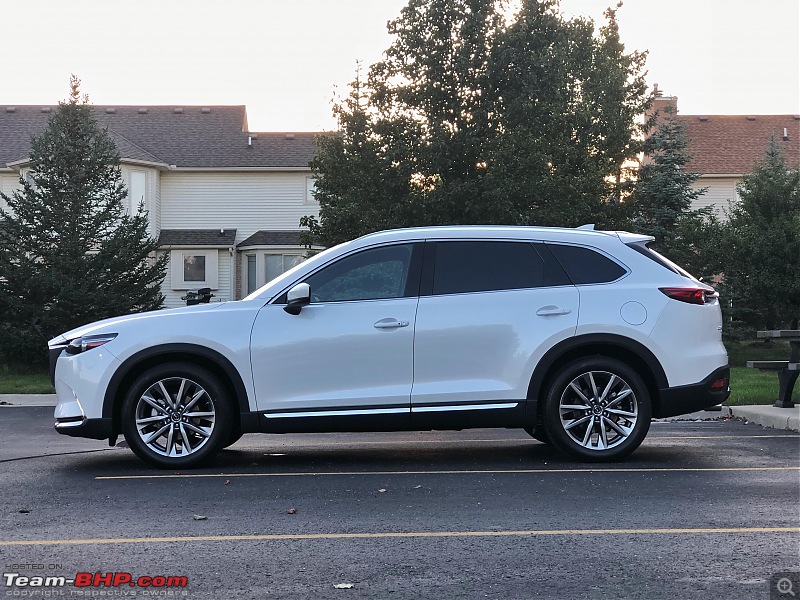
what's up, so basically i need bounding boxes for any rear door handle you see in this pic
[374,319,410,329]
[536,306,571,317]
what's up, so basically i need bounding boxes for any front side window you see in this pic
[305,244,414,303]
[432,241,545,295]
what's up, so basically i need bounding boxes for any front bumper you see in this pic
[55,417,114,440]
[655,366,730,418]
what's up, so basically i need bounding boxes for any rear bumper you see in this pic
[55,417,114,440]
[655,366,730,418]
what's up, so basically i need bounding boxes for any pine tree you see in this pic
[719,137,800,329]
[633,103,708,263]
[0,76,167,363]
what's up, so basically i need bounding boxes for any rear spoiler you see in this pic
[575,224,654,244]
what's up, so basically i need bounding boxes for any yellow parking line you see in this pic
[96,466,800,481]
[1,527,797,547]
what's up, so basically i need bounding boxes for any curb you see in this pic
[0,394,57,407]
[728,405,800,432]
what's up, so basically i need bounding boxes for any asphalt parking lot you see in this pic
[1,406,798,599]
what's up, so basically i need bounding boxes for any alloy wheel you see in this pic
[134,377,216,458]
[558,370,638,451]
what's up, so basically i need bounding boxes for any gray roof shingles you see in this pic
[159,229,238,247]
[237,230,304,247]
[0,105,319,169]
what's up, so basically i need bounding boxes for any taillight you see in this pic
[659,287,718,305]
[710,378,728,392]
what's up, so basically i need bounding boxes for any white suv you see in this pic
[48,226,729,467]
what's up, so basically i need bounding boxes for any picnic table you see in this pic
[746,330,800,408]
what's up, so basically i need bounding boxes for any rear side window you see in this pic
[432,241,545,295]
[547,244,626,284]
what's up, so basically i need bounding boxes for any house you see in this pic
[0,105,320,307]
[650,88,800,215]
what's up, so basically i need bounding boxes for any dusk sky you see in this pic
[3,0,799,131]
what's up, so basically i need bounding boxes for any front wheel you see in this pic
[543,357,651,462]
[121,362,232,468]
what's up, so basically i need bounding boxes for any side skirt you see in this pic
[254,402,527,434]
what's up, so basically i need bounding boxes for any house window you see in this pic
[184,255,206,282]
[246,255,257,295]
[304,176,317,205]
[129,171,147,212]
[24,170,36,188]
[130,171,147,209]
[170,250,219,289]
[265,254,304,283]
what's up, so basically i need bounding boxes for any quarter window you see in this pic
[547,244,626,284]
[432,241,545,295]
[305,244,414,302]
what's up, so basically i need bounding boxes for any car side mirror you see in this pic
[284,282,311,315]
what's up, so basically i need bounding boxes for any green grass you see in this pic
[0,364,54,394]
[724,340,797,406]
[727,367,796,406]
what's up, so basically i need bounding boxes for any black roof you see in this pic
[0,105,319,169]
[237,230,304,247]
[159,229,237,247]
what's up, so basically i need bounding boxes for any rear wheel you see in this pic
[121,362,232,468]
[544,357,651,462]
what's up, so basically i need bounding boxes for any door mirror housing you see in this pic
[284,282,311,315]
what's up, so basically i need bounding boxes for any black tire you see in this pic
[544,357,651,462]
[121,362,232,468]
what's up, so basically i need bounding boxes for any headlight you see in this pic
[65,333,118,355]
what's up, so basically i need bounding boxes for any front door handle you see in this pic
[374,319,410,329]
[536,306,572,317]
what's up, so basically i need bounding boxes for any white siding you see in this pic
[691,177,740,217]
[160,171,319,239]
[161,248,232,309]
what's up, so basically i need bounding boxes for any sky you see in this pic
[2,0,798,132]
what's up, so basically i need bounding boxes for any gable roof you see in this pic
[0,105,319,169]
[678,114,800,175]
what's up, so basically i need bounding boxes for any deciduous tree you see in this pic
[303,0,650,247]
